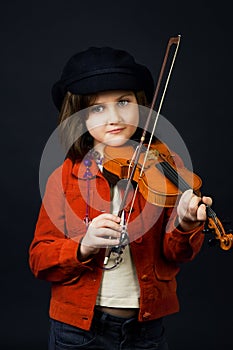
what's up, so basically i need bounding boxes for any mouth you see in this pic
[107,127,125,134]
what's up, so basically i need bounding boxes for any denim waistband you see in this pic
[94,308,137,323]
[94,308,163,327]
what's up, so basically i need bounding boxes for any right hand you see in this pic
[79,213,122,260]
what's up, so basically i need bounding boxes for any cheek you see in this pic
[86,117,103,134]
[87,126,102,140]
[127,123,137,134]
[86,118,94,131]
[127,109,139,130]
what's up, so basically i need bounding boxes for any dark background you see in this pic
[1,1,233,349]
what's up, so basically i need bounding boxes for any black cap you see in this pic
[51,47,154,110]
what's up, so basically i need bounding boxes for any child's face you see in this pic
[86,90,139,149]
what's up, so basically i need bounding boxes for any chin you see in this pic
[105,137,128,147]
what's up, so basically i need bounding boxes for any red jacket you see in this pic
[29,157,204,330]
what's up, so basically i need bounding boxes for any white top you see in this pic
[96,184,140,308]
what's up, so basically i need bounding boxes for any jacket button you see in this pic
[142,312,151,320]
[141,274,148,281]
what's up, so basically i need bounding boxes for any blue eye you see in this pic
[90,105,104,113]
[118,100,129,107]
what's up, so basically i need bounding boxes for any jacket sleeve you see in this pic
[29,167,93,283]
[162,207,205,263]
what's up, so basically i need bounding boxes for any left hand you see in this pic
[177,189,212,231]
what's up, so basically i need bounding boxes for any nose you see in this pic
[107,105,122,124]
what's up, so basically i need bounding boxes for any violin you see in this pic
[103,140,202,208]
[103,35,232,269]
[103,141,233,251]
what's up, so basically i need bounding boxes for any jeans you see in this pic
[48,309,169,350]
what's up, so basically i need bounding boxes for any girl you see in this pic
[29,47,211,350]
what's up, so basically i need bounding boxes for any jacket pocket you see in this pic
[153,263,180,281]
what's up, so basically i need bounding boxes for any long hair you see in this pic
[58,90,152,162]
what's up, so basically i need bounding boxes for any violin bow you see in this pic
[123,35,181,225]
[103,35,181,266]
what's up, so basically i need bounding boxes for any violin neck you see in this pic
[156,160,220,222]
[155,161,191,193]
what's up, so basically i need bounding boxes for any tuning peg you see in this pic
[203,220,215,234]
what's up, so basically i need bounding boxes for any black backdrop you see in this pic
[1,1,233,349]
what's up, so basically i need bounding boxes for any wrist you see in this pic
[177,217,201,232]
[78,243,99,261]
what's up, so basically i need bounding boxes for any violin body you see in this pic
[103,141,233,250]
[103,141,202,208]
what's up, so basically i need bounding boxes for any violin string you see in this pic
[156,161,191,192]
[157,161,224,234]
[207,207,223,234]
[126,182,139,226]
[127,146,139,179]
[159,162,218,219]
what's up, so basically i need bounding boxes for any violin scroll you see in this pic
[204,206,233,250]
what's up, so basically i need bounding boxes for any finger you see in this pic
[95,228,122,239]
[92,213,121,223]
[197,203,208,221]
[180,189,193,206]
[188,195,202,216]
[178,189,195,219]
[82,237,120,248]
[178,189,192,212]
[95,237,120,247]
[93,219,122,232]
[201,196,212,206]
